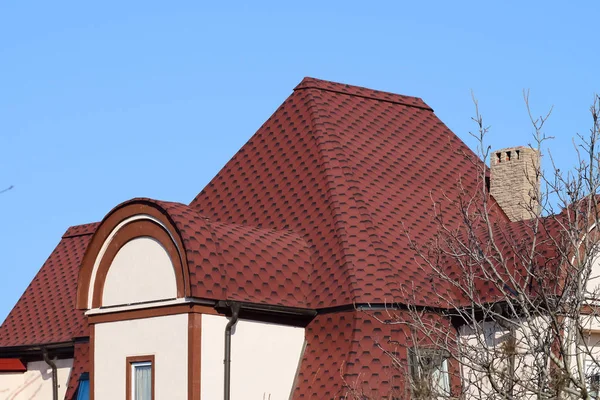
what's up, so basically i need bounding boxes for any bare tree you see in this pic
[362,95,600,399]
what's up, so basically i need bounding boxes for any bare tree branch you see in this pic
[351,94,600,399]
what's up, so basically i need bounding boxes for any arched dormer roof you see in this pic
[76,198,190,310]
[77,198,314,310]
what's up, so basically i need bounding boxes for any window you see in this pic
[126,355,155,400]
[587,360,600,399]
[75,372,89,400]
[408,348,450,398]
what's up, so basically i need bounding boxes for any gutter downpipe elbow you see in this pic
[224,302,241,400]
[42,348,58,400]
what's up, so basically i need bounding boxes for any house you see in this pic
[0,77,557,399]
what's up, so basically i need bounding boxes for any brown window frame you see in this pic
[408,348,450,398]
[126,355,155,400]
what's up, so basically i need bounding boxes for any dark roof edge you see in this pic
[316,302,453,315]
[294,77,433,111]
[62,222,99,238]
[73,336,90,344]
[0,340,74,357]
[218,300,454,318]
[216,300,316,327]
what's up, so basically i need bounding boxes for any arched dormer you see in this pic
[76,199,190,310]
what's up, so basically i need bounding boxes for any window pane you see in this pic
[432,359,450,395]
[409,348,449,398]
[586,360,600,399]
[75,378,89,400]
[135,364,152,400]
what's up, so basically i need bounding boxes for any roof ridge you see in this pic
[294,77,433,111]
[205,213,308,239]
[304,89,399,300]
[303,89,361,300]
[196,215,228,300]
[62,222,99,238]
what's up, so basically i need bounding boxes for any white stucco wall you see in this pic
[459,319,543,399]
[102,237,177,307]
[201,314,305,400]
[0,359,72,400]
[588,255,600,297]
[457,316,600,399]
[94,314,187,400]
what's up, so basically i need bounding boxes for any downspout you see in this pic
[42,348,58,400]
[224,303,241,400]
[496,305,516,397]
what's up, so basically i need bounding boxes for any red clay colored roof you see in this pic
[292,309,453,399]
[209,220,313,305]
[421,211,566,308]
[295,77,432,110]
[191,76,502,307]
[0,223,98,347]
[477,216,564,304]
[0,77,560,400]
[0,358,26,372]
[64,341,89,400]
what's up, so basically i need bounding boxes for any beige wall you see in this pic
[459,319,541,399]
[94,314,187,400]
[102,237,177,307]
[86,214,178,309]
[0,359,72,400]
[588,255,600,297]
[200,314,305,400]
[458,316,600,399]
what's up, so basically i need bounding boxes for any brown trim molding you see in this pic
[188,313,202,400]
[126,355,155,400]
[77,201,191,309]
[581,304,600,315]
[88,304,219,324]
[91,219,184,308]
[90,325,95,400]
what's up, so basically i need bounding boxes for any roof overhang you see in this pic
[215,300,316,327]
[0,358,27,372]
[0,340,75,359]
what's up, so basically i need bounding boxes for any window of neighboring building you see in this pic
[408,348,450,398]
[126,355,155,400]
[586,359,600,399]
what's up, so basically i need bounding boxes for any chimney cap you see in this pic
[492,147,538,165]
[493,146,532,152]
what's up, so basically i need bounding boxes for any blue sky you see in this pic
[0,1,598,321]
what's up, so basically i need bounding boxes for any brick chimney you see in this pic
[490,146,541,221]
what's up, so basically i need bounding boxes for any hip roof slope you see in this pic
[0,223,98,347]
[191,77,490,307]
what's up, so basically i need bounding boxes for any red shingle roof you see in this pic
[0,223,97,347]
[0,77,539,399]
[64,341,89,400]
[191,76,490,307]
[451,215,565,305]
[293,309,449,399]
[131,198,314,307]
[295,77,432,110]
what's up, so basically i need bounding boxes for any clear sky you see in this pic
[0,1,598,322]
